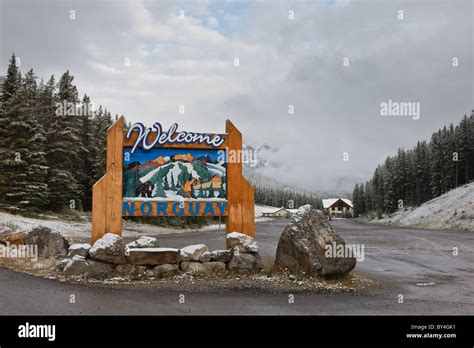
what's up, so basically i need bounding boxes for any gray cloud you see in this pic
[1,0,472,194]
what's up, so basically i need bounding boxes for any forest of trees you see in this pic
[254,186,322,210]
[0,53,114,214]
[352,112,474,217]
[0,53,320,227]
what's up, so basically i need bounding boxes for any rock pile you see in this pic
[57,232,263,279]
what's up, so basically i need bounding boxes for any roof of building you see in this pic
[322,198,353,208]
[262,207,287,214]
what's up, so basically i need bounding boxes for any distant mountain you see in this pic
[137,156,170,170]
[197,154,216,164]
[172,153,194,162]
[242,143,334,198]
[242,163,330,198]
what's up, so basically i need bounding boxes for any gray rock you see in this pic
[116,264,147,277]
[56,258,70,271]
[67,243,91,258]
[86,260,118,278]
[89,233,127,264]
[209,249,233,262]
[127,248,179,265]
[227,249,263,272]
[4,226,69,258]
[181,261,226,275]
[126,236,160,249]
[179,244,209,261]
[63,255,88,276]
[226,232,259,253]
[63,255,117,278]
[274,205,356,277]
[153,264,179,278]
[199,251,211,263]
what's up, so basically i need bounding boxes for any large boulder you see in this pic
[4,226,69,258]
[127,248,179,265]
[89,233,127,264]
[68,243,91,258]
[63,255,117,278]
[274,205,356,277]
[126,236,160,249]
[227,248,263,272]
[226,232,258,253]
[179,244,209,262]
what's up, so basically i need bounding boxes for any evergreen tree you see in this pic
[218,186,226,198]
[154,182,166,198]
[353,112,474,216]
[0,68,48,211]
[77,94,96,210]
[92,107,112,181]
[0,54,21,205]
[45,71,82,211]
[163,176,170,190]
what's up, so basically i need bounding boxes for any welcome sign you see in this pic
[91,117,254,243]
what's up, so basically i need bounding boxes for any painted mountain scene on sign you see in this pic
[123,148,226,200]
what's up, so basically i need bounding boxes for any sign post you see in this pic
[92,117,254,244]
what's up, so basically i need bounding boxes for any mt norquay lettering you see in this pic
[126,122,225,153]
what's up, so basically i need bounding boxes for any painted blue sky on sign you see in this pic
[124,147,224,165]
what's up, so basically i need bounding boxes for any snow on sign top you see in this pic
[322,198,353,209]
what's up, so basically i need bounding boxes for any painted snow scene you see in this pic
[123,148,227,201]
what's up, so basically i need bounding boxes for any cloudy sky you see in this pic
[1,0,472,194]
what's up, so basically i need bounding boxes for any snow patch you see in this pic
[371,182,474,231]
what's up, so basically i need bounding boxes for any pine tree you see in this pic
[382,158,396,213]
[45,71,82,211]
[77,94,96,210]
[352,184,361,217]
[0,54,21,205]
[163,176,170,190]
[218,186,226,198]
[0,68,48,211]
[353,112,474,216]
[1,54,20,102]
[154,182,166,197]
[92,106,112,181]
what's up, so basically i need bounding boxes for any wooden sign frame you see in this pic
[91,117,254,243]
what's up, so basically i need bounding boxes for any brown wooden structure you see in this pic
[92,117,254,243]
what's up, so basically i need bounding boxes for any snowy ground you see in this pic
[368,182,474,231]
[0,204,275,242]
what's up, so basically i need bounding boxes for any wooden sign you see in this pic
[91,117,254,243]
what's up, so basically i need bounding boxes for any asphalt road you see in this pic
[0,219,473,315]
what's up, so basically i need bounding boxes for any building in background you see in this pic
[262,207,291,218]
[322,198,353,218]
